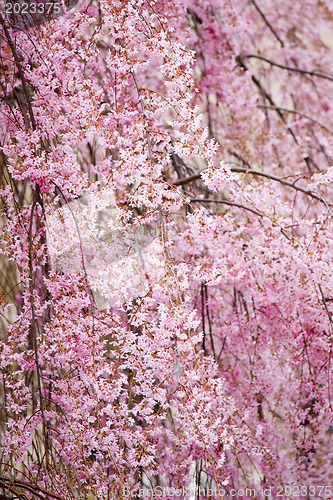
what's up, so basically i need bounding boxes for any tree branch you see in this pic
[257,105,333,135]
[131,70,154,159]
[231,166,332,207]
[173,172,203,186]
[172,167,333,210]
[0,14,36,130]
[236,55,299,144]
[0,477,64,500]
[238,54,333,83]
[191,198,263,217]
[250,0,284,47]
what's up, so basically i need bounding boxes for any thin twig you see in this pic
[236,55,299,144]
[0,477,64,500]
[318,284,333,326]
[28,201,49,466]
[250,0,284,47]
[204,284,215,358]
[238,54,333,83]
[231,166,333,210]
[201,282,206,355]
[0,479,30,500]
[258,105,333,135]
[131,70,154,159]
[173,168,333,210]
[0,14,36,130]
[191,198,263,217]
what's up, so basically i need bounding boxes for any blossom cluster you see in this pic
[1,0,333,498]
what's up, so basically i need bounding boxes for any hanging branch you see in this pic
[0,477,64,500]
[173,166,333,210]
[238,54,333,83]
[250,0,284,47]
[28,201,49,465]
[236,54,299,144]
[257,105,333,135]
[191,198,264,218]
[131,70,154,160]
[0,13,36,130]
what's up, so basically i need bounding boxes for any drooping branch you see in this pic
[238,54,333,83]
[173,167,333,209]
[257,105,333,135]
[0,14,36,130]
[28,201,49,465]
[0,479,30,500]
[231,166,333,208]
[250,0,284,47]
[0,477,64,500]
[190,198,264,217]
[131,70,154,159]
[235,55,299,145]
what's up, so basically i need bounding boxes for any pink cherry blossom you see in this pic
[1,0,333,498]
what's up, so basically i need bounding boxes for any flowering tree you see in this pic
[1,0,333,498]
